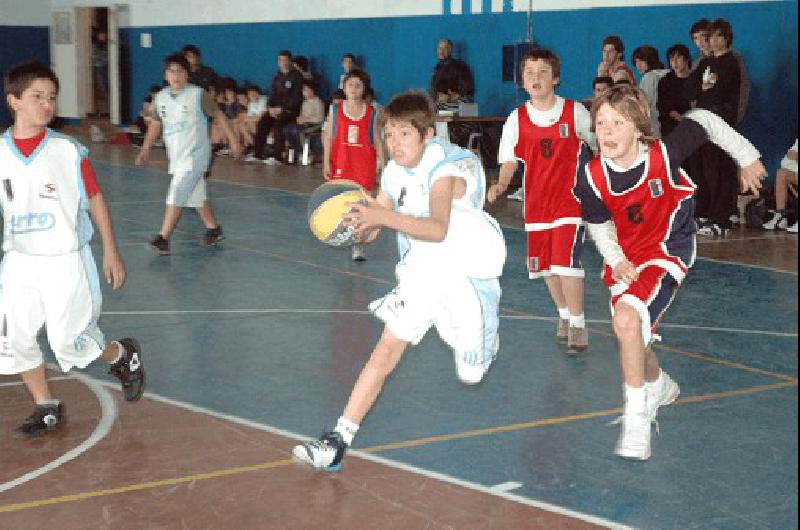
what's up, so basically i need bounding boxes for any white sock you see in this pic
[335,416,359,446]
[569,313,585,328]
[557,307,570,320]
[108,341,124,364]
[624,384,646,413]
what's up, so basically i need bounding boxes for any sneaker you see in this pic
[507,187,524,201]
[149,234,170,255]
[351,243,366,261]
[646,372,680,423]
[217,148,231,156]
[614,410,651,460]
[729,214,740,225]
[567,326,589,354]
[108,338,146,402]
[263,157,280,166]
[454,354,489,385]
[787,222,798,234]
[762,211,788,231]
[243,153,261,163]
[556,318,569,343]
[204,226,224,246]
[293,431,347,471]
[15,402,65,437]
[696,223,728,237]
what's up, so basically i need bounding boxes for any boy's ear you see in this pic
[424,127,435,142]
[6,94,18,112]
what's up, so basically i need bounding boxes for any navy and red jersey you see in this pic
[14,130,100,198]
[330,103,378,191]
[514,99,583,226]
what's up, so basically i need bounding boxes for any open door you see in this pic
[107,6,121,125]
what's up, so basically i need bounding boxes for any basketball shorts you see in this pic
[606,265,681,347]
[526,223,585,279]
[0,249,105,374]
[168,167,207,207]
[369,262,501,371]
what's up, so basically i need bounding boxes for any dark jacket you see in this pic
[684,52,741,126]
[268,69,304,118]
[657,71,692,137]
[431,58,475,100]
[188,64,220,91]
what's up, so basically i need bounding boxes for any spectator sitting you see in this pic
[431,39,475,101]
[211,78,243,152]
[338,53,356,90]
[657,44,693,138]
[597,35,636,85]
[182,44,220,90]
[582,76,613,109]
[763,140,798,233]
[632,45,669,137]
[236,84,267,151]
[286,81,325,162]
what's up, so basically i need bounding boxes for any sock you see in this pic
[624,384,646,413]
[569,313,586,328]
[36,398,61,407]
[557,307,570,320]
[335,417,359,446]
[108,341,124,365]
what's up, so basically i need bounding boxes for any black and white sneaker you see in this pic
[696,223,729,237]
[204,226,224,246]
[109,338,145,402]
[15,402,65,437]
[293,431,347,472]
[149,234,170,255]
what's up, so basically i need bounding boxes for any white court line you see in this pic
[99,309,798,338]
[82,377,628,530]
[491,481,525,493]
[0,371,117,493]
[109,195,268,206]
[694,256,798,276]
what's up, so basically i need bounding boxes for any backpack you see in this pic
[744,196,769,228]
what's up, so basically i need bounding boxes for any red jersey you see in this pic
[514,100,583,226]
[585,140,696,285]
[330,103,378,191]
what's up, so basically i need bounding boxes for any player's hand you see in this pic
[103,249,127,290]
[612,260,638,285]
[230,140,243,159]
[739,159,766,194]
[135,148,149,166]
[323,163,332,181]
[344,196,385,234]
[596,61,607,77]
[361,227,381,243]
[487,182,507,203]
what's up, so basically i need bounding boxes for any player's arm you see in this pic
[373,116,386,174]
[488,111,520,202]
[348,176,457,243]
[88,191,126,290]
[322,107,334,180]
[134,117,162,165]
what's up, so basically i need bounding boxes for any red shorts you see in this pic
[526,223,585,279]
[606,265,681,346]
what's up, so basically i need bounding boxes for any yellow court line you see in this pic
[0,379,794,515]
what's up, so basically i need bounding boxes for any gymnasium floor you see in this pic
[0,144,797,529]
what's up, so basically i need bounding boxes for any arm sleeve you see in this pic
[574,103,596,153]
[80,156,101,199]
[683,109,760,166]
[497,111,519,164]
[587,221,626,268]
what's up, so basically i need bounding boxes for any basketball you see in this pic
[307,180,368,247]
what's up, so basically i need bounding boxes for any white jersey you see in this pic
[0,128,93,255]
[154,83,211,174]
[380,138,506,279]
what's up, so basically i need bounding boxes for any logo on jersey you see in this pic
[9,212,56,234]
[398,187,407,207]
[529,257,540,272]
[559,123,570,138]
[39,182,57,200]
[347,125,360,145]
[0,336,11,357]
[648,179,663,198]
[626,203,645,225]
[540,138,554,158]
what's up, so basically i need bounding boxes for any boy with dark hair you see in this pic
[488,48,595,354]
[181,44,219,90]
[684,17,742,236]
[657,44,693,137]
[293,91,505,471]
[575,84,764,460]
[689,18,712,67]
[136,52,241,255]
[1,61,145,436]
[597,35,636,85]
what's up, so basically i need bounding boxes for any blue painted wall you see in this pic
[121,1,797,172]
[0,26,50,128]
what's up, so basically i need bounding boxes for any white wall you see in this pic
[510,0,782,11]
[0,0,51,25]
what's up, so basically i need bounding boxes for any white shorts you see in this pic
[369,262,501,370]
[0,249,105,374]
[167,168,207,207]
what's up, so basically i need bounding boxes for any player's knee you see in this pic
[613,305,641,336]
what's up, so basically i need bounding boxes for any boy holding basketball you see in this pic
[575,84,764,460]
[294,91,505,471]
[323,68,384,261]
[1,61,145,436]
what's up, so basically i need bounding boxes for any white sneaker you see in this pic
[507,187,524,201]
[454,353,488,385]
[696,223,728,237]
[243,154,261,163]
[614,410,652,460]
[292,431,347,472]
[647,372,680,423]
[787,222,798,233]
[729,214,740,225]
[263,157,280,166]
[762,212,788,230]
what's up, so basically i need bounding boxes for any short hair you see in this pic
[438,38,453,48]
[666,44,691,63]
[342,53,356,61]
[219,77,237,91]
[4,61,60,100]
[632,45,664,71]
[245,84,261,94]
[710,18,734,46]
[593,76,613,89]
[690,18,711,35]
[235,87,247,96]
[149,84,162,94]
[164,53,190,73]
[293,55,309,71]
[590,84,653,140]
[181,44,200,57]
[382,91,435,138]
[331,89,346,100]
[342,68,371,95]
[278,50,292,59]
[301,81,317,94]
[519,47,561,81]
[602,35,625,56]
